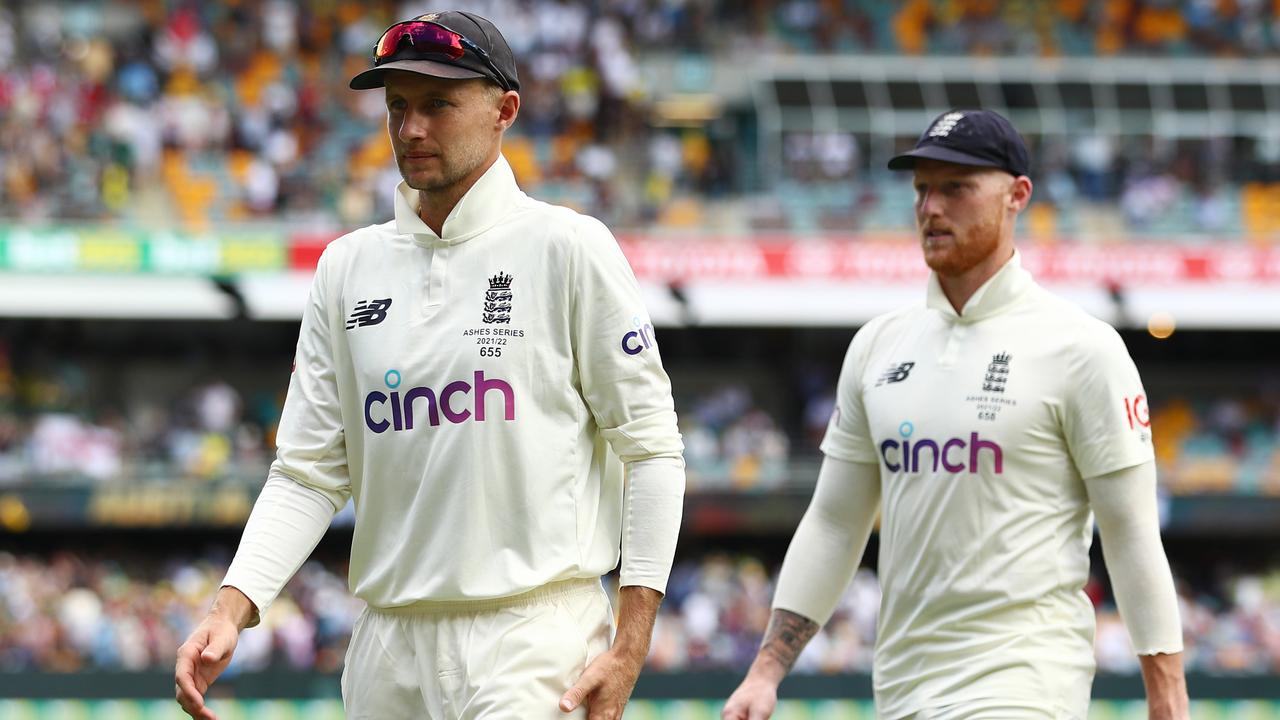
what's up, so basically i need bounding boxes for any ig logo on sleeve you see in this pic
[1124,394,1150,430]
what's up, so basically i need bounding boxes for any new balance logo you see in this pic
[876,361,915,386]
[346,299,392,329]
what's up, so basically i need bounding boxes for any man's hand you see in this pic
[1140,652,1190,720]
[722,609,819,720]
[175,587,256,720]
[558,643,646,720]
[720,672,780,720]
[560,585,662,720]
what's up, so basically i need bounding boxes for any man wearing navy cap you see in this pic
[724,110,1189,719]
[176,10,686,720]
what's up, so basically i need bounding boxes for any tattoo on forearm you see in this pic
[759,609,820,671]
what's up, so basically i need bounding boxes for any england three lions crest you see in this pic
[983,352,1011,393]
[484,272,513,324]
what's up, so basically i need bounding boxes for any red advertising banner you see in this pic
[616,239,1280,283]
[287,233,1280,283]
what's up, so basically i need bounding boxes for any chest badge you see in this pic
[982,352,1011,393]
[484,272,513,324]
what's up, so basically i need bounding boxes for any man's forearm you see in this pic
[1140,652,1189,718]
[612,585,664,662]
[749,608,820,684]
[745,459,874,687]
[771,458,879,625]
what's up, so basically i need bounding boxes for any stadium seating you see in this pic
[4,2,1280,239]
[1,550,1276,676]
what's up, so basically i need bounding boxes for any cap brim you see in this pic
[349,60,487,90]
[887,145,1007,172]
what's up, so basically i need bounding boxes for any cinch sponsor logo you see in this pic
[364,369,515,433]
[621,316,656,356]
[879,421,1004,474]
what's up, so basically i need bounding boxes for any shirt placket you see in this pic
[422,244,448,320]
[938,321,967,369]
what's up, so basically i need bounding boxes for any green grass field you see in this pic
[3,700,1279,719]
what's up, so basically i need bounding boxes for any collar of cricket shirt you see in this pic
[394,154,523,245]
[925,249,1034,323]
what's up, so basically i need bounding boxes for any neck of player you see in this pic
[417,151,502,236]
[937,241,1015,314]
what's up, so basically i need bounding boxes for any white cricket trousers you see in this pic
[341,578,613,719]
[905,701,1083,720]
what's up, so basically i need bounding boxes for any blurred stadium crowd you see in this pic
[1,550,1277,676]
[4,1,1280,236]
[1,349,1277,494]
[1,348,1277,494]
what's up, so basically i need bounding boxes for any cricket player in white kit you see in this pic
[175,11,685,720]
[723,110,1189,720]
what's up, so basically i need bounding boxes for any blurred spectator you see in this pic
[0,347,1275,494]
[4,2,1280,237]
[0,550,364,674]
[0,348,272,484]
[2,549,1277,675]
[678,385,789,490]
[1151,391,1280,495]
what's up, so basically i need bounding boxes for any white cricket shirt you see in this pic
[230,156,683,609]
[821,252,1154,719]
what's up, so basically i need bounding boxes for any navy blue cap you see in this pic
[350,11,520,92]
[888,109,1030,177]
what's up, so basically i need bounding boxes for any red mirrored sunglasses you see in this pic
[373,20,512,92]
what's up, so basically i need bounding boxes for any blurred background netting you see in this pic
[1,1,1279,718]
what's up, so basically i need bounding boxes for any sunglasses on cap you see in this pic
[373,20,513,92]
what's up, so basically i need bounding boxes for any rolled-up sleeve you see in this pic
[568,217,683,463]
[567,217,684,592]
